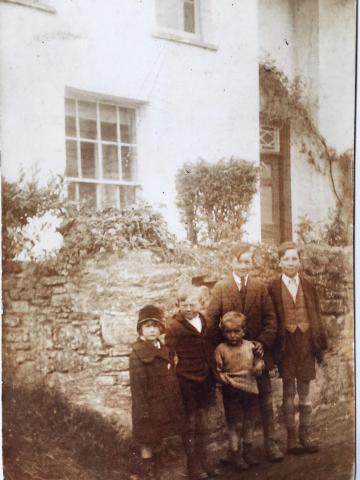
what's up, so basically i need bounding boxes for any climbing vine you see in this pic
[260,61,353,244]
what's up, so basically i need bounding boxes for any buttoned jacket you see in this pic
[207,275,278,369]
[165,312,216,382]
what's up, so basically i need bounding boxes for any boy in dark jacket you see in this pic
[207,243,283,463]
[166,286,217,480]
[129,305,187,479]
[268,242,328,454]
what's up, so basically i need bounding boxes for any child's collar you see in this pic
[133,338,169,363]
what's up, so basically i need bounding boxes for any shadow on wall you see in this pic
[3,383,140,480]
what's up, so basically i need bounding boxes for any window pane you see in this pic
[100,104,117,141]
[261,185,273,224]
[79,101,97,139]
[119,108,136,144]
[184,1,195,33]
[68,182,76,201]
[66,140,78,177]
[100,184,118,209]
[65,98,76,137]
[120,185,136,207]
[103,144,119,180]
[81,142,98,178]
[79,183,97,207]
[121,146,135,181]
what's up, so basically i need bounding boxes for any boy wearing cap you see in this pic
[268,242,328,455]
[129,305,187,479]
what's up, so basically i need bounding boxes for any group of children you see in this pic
[129,242,328,480]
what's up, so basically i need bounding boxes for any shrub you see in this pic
[176,157,259,244]
[2,172,178,270]
[2,172,65,263]
[296,210,350,247]
[51,202,177,272]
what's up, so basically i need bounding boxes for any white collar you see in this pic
[232,272,248,290]
[282,273,300,286]
[140,337,161,349]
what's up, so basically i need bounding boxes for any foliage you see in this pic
[51,202,177,273]
[176,157,259,244]
[260,61,354,244]
[2,172,65,263]
[2,173,177,270]
[295,210,350,247]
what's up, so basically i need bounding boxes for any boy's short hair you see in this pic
[277,241,302,259]
[220,311,246,330]
[232,242,254,261]
[177,284,209,304]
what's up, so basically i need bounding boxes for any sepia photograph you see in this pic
[0,1,356,479]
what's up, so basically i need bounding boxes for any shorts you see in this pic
[222,385,257,426]
[177,373,216,414]
[279,329,316,381]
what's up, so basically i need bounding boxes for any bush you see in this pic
[51,202,177,272]
[2,172,178,270]
[296,210,350,247]
[176,158,259,244]
[2,173,65,263]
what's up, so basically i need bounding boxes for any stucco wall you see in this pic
[318,0,356,152]
[0,0,261,239]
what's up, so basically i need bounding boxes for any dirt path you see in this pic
[160,402,354,480]
[218,405,354,480]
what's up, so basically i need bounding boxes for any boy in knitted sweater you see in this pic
[214,311,264,471]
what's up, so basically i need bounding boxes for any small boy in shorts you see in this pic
[268,242,328,454]
[129,305,187,479]
[166,286,217,480]
[215,311,265,470]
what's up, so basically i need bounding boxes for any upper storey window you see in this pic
[154,0,217,50]
[156,0,199,36]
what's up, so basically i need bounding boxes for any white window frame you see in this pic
[64,89,145,209]
[155,0,200,38]
[153,0,217,51]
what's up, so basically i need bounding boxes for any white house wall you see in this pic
[318,0,356,153]
[0,0,261,239]
[258,0,354,232]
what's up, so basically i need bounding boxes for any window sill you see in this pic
[65,177,141,187]
[0,0,56,13]
[153,31,218,51]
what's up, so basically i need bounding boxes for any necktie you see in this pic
[239,276,246,311]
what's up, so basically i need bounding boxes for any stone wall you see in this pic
[2,246,354,434]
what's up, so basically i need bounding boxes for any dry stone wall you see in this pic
[3,246,354,434]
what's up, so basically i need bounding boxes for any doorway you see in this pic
[260,121,292,245]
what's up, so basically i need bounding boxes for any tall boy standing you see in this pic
[207,243,283,462]
[166,285,217,480]
[268,242,327,454]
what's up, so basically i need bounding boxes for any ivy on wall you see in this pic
[260,61,353,245]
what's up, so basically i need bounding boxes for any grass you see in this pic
[3,383,140,480]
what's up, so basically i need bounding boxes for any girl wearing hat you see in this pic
[129,305,187,480]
